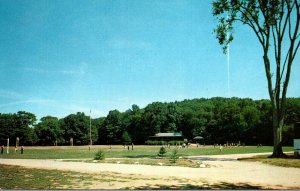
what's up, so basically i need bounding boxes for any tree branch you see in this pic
[280,49,289,82]
[291,0,300,62]
[258,0,269,25]
[292,40,300,61]
[287,1,295,40]
[279,0,299,92]
[240,3,266,34]
[234,12,265,45]
[281,0,294,40]
[272,26,279,60]
[238,4,267,45]
[281,0,300,114]
[264,54,275,104]
[277,0,285,36]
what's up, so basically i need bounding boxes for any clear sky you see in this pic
[0,0,299,120]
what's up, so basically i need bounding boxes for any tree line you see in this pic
[0,97,299,146]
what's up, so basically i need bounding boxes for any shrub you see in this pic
[94,150,105,160]
[169,149,179,163]
[157,146,167,157]
[168,141,180,146]
[146,140,184,146]
[145,140,154,145]
[145,140,161,145]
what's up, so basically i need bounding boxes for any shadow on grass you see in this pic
[238,153,300,168]
[131,182,265,190]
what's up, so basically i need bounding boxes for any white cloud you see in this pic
[0,89,24,100]
[0,98,55,108]
[60,62,87,76]
[108,39,154,50]
[22,62,87,77]
[60,70,85,76]
[0,97,107,118]
[23,68,49,74]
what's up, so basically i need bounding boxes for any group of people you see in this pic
[123,143,134,150]
[0,145,24,154]
[15,146,24,154]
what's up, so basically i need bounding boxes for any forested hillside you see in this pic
[1,97,299,146]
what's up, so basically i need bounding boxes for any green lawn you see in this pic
[0,164,89,189]
[239,153,300,168]
[0,145,294,159]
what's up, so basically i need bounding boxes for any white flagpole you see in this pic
[227,37,230,98]
[7,138,9,154]
[89,109,92,146]
[226,4,231,98]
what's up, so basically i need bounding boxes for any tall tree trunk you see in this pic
[263,52,286,158]
[270,108,285,158]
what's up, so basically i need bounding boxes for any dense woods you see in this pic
[0,97,299,146]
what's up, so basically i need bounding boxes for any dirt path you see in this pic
[1,153,299,189]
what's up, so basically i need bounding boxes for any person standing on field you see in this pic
[1,145,4,154]
[21,146,24,154]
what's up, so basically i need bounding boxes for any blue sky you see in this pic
[0,0,299,120]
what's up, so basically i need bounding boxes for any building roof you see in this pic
[193,136,204,140]
[151,132,183,137]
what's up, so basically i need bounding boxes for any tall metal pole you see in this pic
[89,109,92,146]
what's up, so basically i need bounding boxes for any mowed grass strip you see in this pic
[0,145,294,159]
[239,153,300,168]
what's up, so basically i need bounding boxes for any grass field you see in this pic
[0,145,294,159]
[239,153,300,168]
[0,164,81,189]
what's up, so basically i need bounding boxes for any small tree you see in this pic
[169,149,179,163]
[94,150,105,160]
[157,146,167,157]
